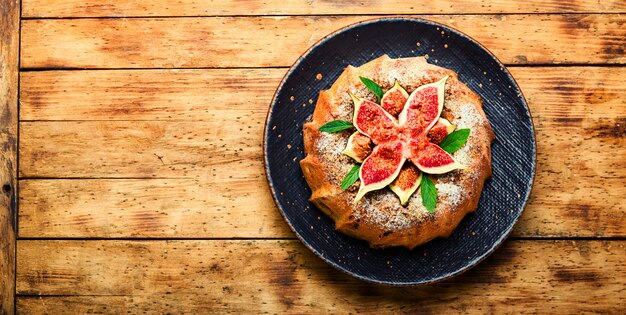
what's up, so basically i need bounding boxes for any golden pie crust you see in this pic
[300,55,495,249]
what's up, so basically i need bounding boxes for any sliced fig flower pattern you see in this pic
[344,76,465,204]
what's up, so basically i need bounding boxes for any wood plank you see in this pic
[0,0,19,312]
[18,119,267,179]
[15,240,626,313]
[20,69,283,121]
[18,179,290,238]
[17,175,626,239]
[20,15,626,68]
[509,67,626,120]
[20,67,626,121]
[18,119,625,181]
[21,0,626,17]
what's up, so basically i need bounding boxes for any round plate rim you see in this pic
[263,16,537,286]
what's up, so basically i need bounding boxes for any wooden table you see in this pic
[1,1,624,313]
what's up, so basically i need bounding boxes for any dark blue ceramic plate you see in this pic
[264,18,536,285]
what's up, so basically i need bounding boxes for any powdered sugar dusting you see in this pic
[355,191,428,231]
[316,131,347,156]
[335,101,352,119]
[436,183,462,207]
[353,181,463,231]
[315,131,354,183]
[452,102,485,130]
[333,88,373,120]
[307,56,492,235]
[446,97,485,167]
[454,140,472,165]
[384,69,402,86]
[324,76,484,230]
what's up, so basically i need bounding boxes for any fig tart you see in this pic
[300,55,495,249]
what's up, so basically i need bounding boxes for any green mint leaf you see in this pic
[319,120,353,133]
[439,129,471,154]
[341,164,361,191]
[359,76,383,101]
[420,175,437,212]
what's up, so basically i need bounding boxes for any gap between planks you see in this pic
[14,236,626,241]
[19,0,626,17]
[17,66,626,121]
[16,64,626,72]
[18,12,626,20]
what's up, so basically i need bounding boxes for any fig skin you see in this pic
[413,142,466,174]
[381,80,409,117]
[350,93,399,144]
[427,118,456,144]
[342,132,372,163]
[354,141,406,203]
[389,164,422,206]
[301,55,496,249]
[346,76,464,203]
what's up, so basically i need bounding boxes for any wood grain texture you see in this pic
[13,0,626,312]
[509,67,626,120]
[18,179,290,238]
[20,14,626,69]
[20,67,626,121]
[15,240,626,313]
[21,0,626,17]
[0,0,19,312]
[20,68,283,121]
[19,120,265,178]
[509,68,626,237]
[18,118,624,232]
[17,175,626,239]
[17,67,626,238]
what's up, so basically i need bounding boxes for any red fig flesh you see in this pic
[342,132,372,163]
[344,75,465,203]
[412,142,464,174]
[381,80,409,117]
[399,76,448,137]
[354,141,406,203]
[350,93,398,144]
[389,164,422,206]
[427,118,456,144]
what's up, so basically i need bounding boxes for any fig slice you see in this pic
[390,163,422,206]
[381,79,409,117]
[427,118,456,144]
[344,76,464,205]
[354,141,406,203]
[342,132,372,163]
[350,93,399,144]
[412,142,465,174]
[399,76,448,137]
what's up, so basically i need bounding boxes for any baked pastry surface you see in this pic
[300,55,495,249]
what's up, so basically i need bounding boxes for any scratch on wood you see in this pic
[154,153,165,165]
